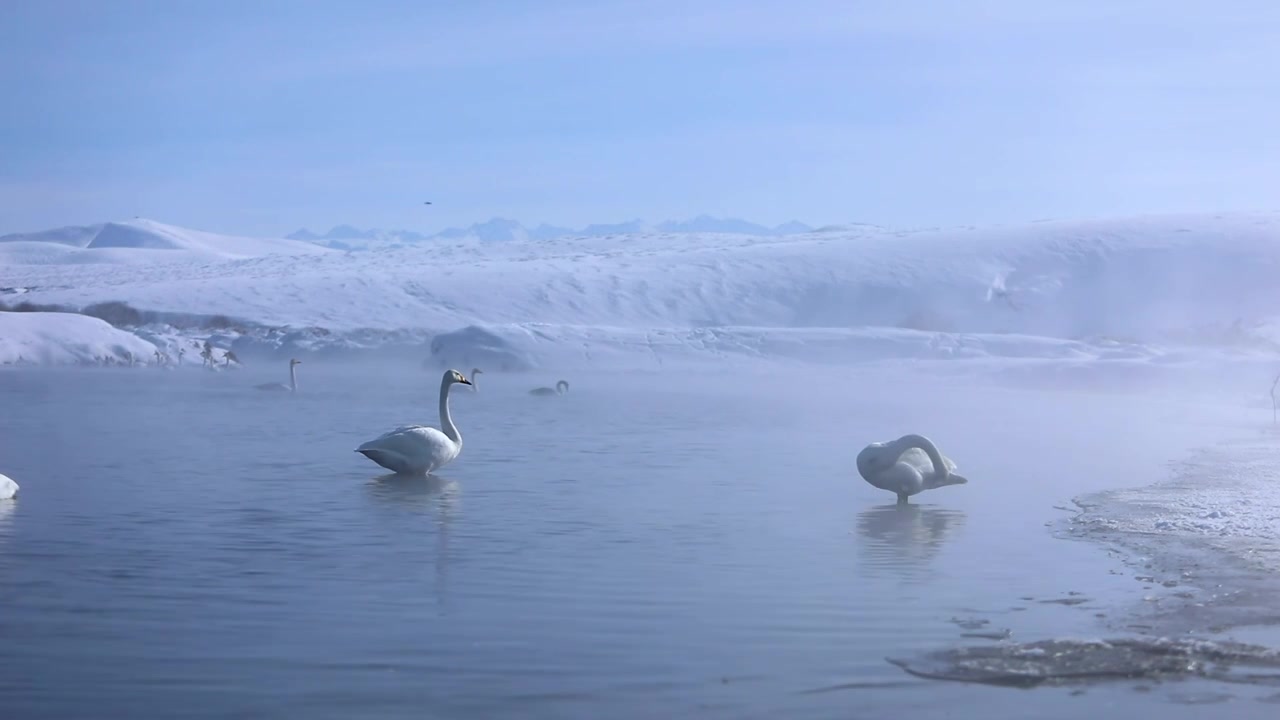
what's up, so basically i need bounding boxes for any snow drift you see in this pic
[0,312,157,366]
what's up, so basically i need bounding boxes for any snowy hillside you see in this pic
[0,312,156,366]
[0,219,333,265]
[5,211,1280,369]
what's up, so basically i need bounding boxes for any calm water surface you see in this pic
[0,363,1267,718]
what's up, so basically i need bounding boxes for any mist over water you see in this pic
[3,360,1277,718]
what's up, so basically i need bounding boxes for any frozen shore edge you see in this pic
[1061,432,1280,637]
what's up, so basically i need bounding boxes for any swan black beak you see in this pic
[460,377,472,385]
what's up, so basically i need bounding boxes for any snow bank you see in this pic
[6,211,1280,368]
[1073,440,1280,551]
[9,212,1280,341]
[0,312,157,366]
[427,325,536,372]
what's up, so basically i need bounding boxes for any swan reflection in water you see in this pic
[0,494,15,549]
[366,473,459,507]
[855,503,966,578]
[365,473,459,608]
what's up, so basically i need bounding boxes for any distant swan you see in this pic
[469,368,483,392]
[256,358,301,392]
[0,473,18,500]
[356,369,472,475]
[857,434,968,504]
[530,380,569,396]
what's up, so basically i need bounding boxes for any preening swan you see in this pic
[356,369,472,475]
[857,434,968,504]
[530,380,569,396]
[256,358,301,392]
[0,473,18,500]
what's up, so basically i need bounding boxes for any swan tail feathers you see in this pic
[357,447,418,475]
[357,447,391,463]
[927,472,969,489]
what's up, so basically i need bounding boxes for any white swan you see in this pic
[256,358,301,392]
[857,434,968,504]
[0,473,18,500]
[356,369,472,475]
[469,367,483,392]
[530,379,569,396]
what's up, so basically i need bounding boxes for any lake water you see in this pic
[1,362,1277,718]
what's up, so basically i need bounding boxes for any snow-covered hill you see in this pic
[5,211,1280,370]
[0,219,333,265]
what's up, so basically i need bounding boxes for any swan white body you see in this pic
[356,369,472,475]
[530,379,569,396]
[0,473,18,500]
[857,434,967,504]
[256,359,300,392]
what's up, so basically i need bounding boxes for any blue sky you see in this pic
[2,0,1278,236]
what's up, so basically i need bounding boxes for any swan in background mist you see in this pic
[256,358,300,392]
[356,369,472,475]
[0,473,18,500]
[530,380,569,396]
[469,368,483,392]
[857,434,968,504]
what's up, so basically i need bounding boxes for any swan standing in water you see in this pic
[857,434,968,504]
[529,380,569,396]
[356,369,472,475]
[0,473,18,500]
[256,358,301,392]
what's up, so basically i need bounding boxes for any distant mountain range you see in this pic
[286,215,815,247]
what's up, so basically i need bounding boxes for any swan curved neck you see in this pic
[439,376,460,443]
[892,434,948,479]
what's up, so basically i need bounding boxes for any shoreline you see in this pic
[885,424,1280,696]
[1059,431,1280,639]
